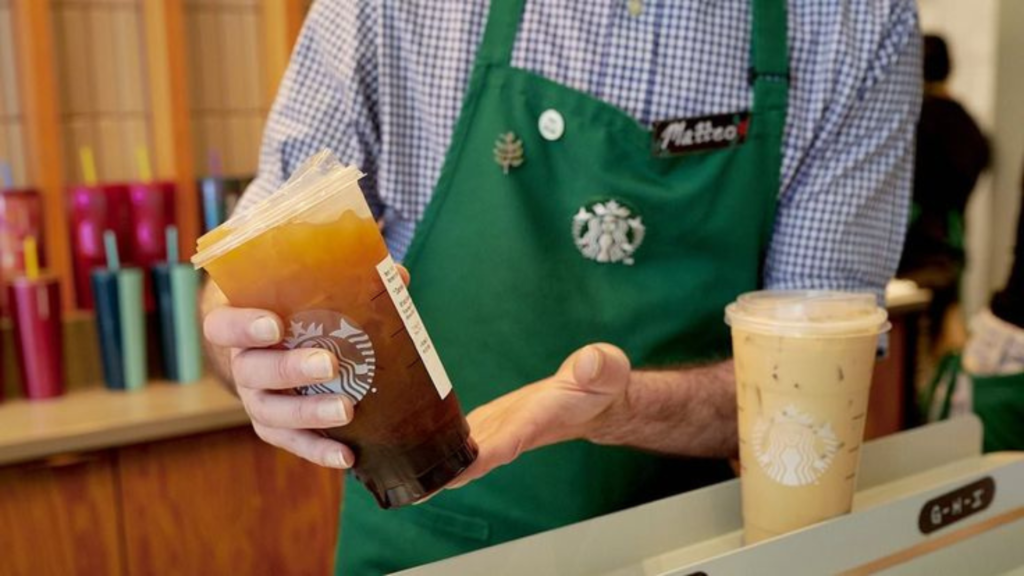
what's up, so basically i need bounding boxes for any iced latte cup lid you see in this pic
[724,290,890,338]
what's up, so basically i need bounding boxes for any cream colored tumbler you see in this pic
[725,291,890,544]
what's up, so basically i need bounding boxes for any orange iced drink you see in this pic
[194,153,477,508]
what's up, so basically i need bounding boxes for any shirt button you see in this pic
[538,109,565,141]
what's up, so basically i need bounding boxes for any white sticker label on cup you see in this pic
[376,255,453,399]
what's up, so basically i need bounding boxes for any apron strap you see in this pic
[476,0,527,68]
[750,0,790,113]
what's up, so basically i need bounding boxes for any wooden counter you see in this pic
[0,379,340,576]
[0,377,249,466]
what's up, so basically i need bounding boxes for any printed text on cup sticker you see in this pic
[376,255,453,399]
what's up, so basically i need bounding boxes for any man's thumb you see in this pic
[571,343,630,394]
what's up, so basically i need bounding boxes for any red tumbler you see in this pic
[8,277,64,399]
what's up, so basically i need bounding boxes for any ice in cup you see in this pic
[725,291,890,543]
[193,151,477,508]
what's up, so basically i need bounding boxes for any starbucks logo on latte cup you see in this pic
[284,310,377,403]
[751,405,840,486]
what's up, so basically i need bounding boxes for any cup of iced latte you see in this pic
[725,291,890,543]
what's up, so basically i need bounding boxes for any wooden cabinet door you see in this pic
[0,453,123,576]
[118,427,342,575]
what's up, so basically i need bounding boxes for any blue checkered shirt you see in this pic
[238,0,922,304]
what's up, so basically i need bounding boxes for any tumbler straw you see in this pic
[166,225,179,264]
[208,149,223,177]
[136,147,153,182]
[0,161,13,188]
[23,237,38,281]
[104,229,120,271]
[80,147,98,186]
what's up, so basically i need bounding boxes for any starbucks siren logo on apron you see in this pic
[751,405,840,486]
[284,310,377,403]
[572,200,646,265]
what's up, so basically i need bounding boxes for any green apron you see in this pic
[337,0,788,573]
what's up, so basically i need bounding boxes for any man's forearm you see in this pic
[589,360,738,459]
[199,280,236,389]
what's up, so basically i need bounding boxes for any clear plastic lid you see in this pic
[192,150,366,269]
[725,290,890,337]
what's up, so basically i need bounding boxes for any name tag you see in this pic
[651,111,751,157]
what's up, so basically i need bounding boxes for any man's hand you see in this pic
[203,306,356,469]
[449,343,631,488]
[449,350,738,489]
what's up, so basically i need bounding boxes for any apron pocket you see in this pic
[405,501,491,542]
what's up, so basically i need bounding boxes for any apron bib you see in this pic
[338,0,788,572]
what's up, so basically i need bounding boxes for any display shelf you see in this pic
[0,377,248,466]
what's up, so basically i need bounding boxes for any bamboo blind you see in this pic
[0,0,28,186]
[6,0,308,308]
[185,0,266,178]
[52,0,154,184]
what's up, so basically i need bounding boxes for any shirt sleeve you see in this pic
[764,0,922,306]
[234,0,383,217]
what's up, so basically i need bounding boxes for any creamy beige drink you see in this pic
[725,291,889,544]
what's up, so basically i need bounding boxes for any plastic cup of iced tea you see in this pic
[193,151,477,508]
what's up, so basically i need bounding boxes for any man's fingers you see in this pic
[243,389,353,429]
[252,424,355,469]
[232,348,336,390]
[204,307,284,348]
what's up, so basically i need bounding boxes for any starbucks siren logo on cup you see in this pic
[751,405,840,486]
[284,310,377,403]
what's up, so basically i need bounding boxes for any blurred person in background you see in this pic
[930,156,1024,452]
[899,34,989,357]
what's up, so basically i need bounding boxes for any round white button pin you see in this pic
[538,109,565,141]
